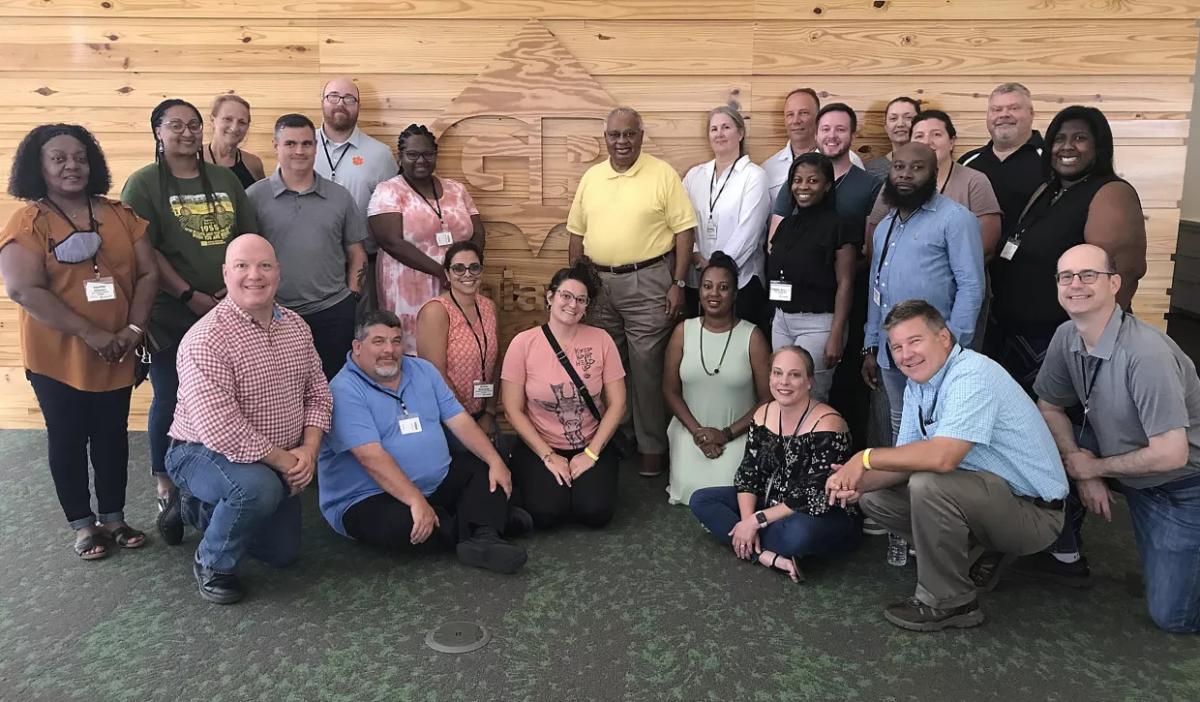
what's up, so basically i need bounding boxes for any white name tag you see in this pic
[768,281,793,302]
[873,287,882,306]
[1000,239,1020,261]
[84,277,117,302]
[703,217,718,242]
[435,230,454,247]
[398,416,423,435]
[472,381,495,399]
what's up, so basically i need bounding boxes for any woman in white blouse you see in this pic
[682,105,772,331]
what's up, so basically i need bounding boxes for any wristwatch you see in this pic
[754,510,768,527]
[861,346,878,358]
[673,278,686,289]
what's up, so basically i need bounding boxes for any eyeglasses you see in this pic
[555,290,590,307]
[604,129,641,140]
[323,93,359,106]
[401,150,437,161]
[448,262,483,276]
[162,119,204,134]
[1054,269,1115,286]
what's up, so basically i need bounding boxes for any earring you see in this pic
[156,141,164,154]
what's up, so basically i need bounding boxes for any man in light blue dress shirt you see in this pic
[827,300,1067,632]
[861,143,984,442]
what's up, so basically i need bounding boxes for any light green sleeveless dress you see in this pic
[667,318,759,504]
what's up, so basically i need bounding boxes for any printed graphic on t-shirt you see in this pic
[574,346,596,379]
[534,382,587,449]
[169,192,236,246]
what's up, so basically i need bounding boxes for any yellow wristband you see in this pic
[583,447,600,462]
[863,447,873,471]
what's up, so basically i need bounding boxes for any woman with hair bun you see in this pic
[663,251,770,505]
[202,94,265,189]
[501,258,627,529]
[368,124,487,353]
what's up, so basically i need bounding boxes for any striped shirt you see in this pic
[170,298,333,463]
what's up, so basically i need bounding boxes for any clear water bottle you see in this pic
[887,533,909,567]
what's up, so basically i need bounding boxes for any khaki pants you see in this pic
[588,258,673,455]
[860,470,1064,609]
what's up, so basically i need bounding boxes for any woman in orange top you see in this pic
[0,124,159,560]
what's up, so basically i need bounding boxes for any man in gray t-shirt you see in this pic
[246,114,368,381]
[1031,243,1200,633]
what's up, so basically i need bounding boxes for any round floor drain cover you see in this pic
[425,621,490,654]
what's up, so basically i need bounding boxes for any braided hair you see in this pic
[150,98,218,215]
[396,124,437,175]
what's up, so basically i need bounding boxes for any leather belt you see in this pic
[1017,494,1064,510]
[593,252,668,275]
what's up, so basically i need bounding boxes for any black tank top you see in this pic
[992,173,1122,336]
[229,149,257,190]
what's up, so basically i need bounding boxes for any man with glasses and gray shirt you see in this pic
[1028,244,1200,634]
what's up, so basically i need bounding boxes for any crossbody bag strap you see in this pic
[541,324,602,422]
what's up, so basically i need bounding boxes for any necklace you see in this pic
[698,319,734,376]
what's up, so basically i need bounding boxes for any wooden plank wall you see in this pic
[0,0,1195,429]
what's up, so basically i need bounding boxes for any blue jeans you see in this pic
[689,486,860,558]
[165,441,300,573]
[147,344,179,477]
[1120,474,1200,634]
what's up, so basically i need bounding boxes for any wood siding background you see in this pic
[0,0,1195,429]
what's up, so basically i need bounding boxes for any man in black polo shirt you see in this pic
[959,82,1045,232]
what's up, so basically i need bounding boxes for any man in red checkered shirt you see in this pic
[164,234,332,604]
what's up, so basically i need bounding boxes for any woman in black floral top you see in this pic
[689,345,861,582]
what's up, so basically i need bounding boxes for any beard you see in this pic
[373,360,400,378]
[882,173,938,211]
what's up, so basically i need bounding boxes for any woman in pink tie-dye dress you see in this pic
[368,124,485,353]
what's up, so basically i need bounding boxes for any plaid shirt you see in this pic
[170,298,333,463]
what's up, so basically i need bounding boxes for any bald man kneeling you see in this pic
[164,234,333,604]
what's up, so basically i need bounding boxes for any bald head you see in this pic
[1056,243,1120,319]
[322,77,360,135]
[882,141,938,209]
[223,234,280,315]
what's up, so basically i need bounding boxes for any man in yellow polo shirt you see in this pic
[567,106,697,478]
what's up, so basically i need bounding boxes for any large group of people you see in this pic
[2,77,1195,636]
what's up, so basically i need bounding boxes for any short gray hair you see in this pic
[606,106,643,131]
[354,309,402,341]
[991,82,1032,102]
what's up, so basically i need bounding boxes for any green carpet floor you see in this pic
[1,429,1198,702]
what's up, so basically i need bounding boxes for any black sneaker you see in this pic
[883,597,985,632]
[1010,552,1093,588]
[969,551,1012,592]
[456,527,527,574]
[156,491,184,546]
[193,559,244,605]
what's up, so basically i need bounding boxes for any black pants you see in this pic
[342,452,509,553]
[510,441,619,529]
[301,294,357,381]
[27,371,132,527]
[828,260,872,451]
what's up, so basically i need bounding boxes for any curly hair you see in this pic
[548,256,601,302]
[7,123,112,200]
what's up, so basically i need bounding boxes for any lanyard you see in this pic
[874,211,908,285]
[776,398,815,437]
[939,162,954,194]
[404,175,444,223]
[449,292,489,379]
[708,163,733,214]
[917,385,941,438]
[363,374,411,415]
[321,133,351,179]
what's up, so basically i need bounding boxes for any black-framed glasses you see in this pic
[448,263,483,276]
[401,150,437,161]
[555,290,590,307]
[162,119,203,134]
[604,129,640,140]
[1055,269,1115,286]
[323,93,359,106]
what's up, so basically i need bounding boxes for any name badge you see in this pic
[703,217,718,242]
[84,276,117,302]
[472,381,495,399]
[398,416,423,435]
[1000,238,1020,261]
[873,287,882,306]
[435,230,454,247]
[768,280,793,302]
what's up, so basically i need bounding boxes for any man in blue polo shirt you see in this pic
[318,310,527,574]
[826,299,1067,632]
